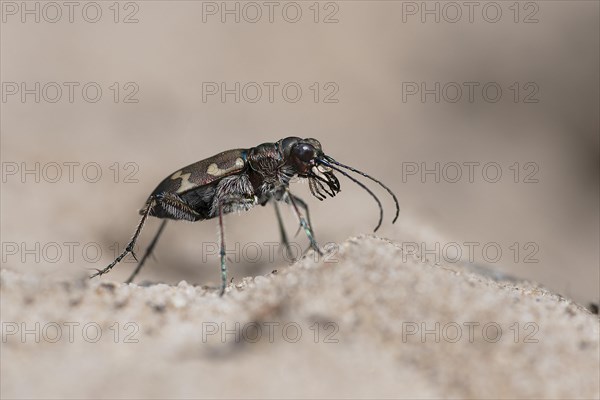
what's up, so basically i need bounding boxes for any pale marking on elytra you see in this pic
[170,170,195,193]
[206,158,244,177]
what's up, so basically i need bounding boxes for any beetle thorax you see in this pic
[247,143,298,203]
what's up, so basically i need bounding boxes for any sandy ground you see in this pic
[1,235,598,399]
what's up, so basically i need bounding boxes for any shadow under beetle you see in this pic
[91,137,399,295]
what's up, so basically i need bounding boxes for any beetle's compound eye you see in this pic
[293,143,315,163]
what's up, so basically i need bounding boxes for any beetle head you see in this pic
[280,137,324,174]
[278,137,340,201]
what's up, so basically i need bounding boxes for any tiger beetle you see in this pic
[91,137,399,295]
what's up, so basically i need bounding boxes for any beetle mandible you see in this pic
[91,137,399,295]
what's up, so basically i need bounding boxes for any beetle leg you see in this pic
[91,197,155,279]
[218,201,226,296]
[272,200,292,259]
[215,194,255,296]
[155,192,201,221]
[289,195,313,239]
[290,195,319,257]
[125,220,168,284]
[286,190,322,256]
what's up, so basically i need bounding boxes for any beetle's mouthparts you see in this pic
[316,164,332,174]
[307,163,340,201]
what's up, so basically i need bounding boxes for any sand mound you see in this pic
[1,235,598,399]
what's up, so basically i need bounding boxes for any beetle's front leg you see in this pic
[272,201,292,259]
[290,195,320,258]
[276,195,316,260]
[286,190,322,256]
[289,195,313,238]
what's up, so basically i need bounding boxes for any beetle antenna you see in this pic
[318,159,384,232]
[323,156,399,223]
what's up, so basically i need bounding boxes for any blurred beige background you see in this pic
[1,1,598,305]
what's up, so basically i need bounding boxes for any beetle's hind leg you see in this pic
[92,192,198,281]
[90,198,156,279]
[125,219,168,284]
[122,193,199,282]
